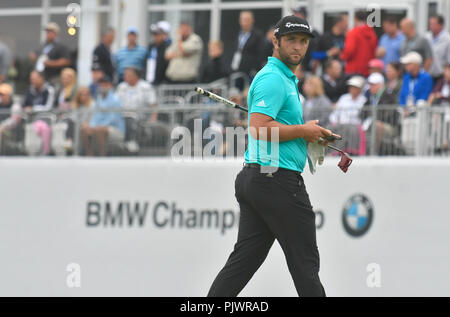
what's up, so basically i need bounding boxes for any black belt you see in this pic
[243,163,302,176]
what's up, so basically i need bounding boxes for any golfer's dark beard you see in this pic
[276,44,304,68]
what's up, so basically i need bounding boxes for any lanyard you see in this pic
[238,32,251,51]
[409,78,417,97]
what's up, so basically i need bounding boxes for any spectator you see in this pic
[294,64,305,97]
[329,76,367,155]
[146,21,171,86]
[55,68,77,111]
[23,70,55,113]
[165,22,203,83]
[427,15,450,82]
[293,6,322,73]
[400,18,433,72]
[62,86,95,152]
[92,27,115,80]
[368,59,385,75]
[262,26,275,63]
[376,16,405,67]
[385,62,403,101]
[321,59,347,103]
[23,71,55,156]
[116,66,156,110]
[428,64,450,105]
[36,22,71,88]
[0,84,22,152]
[72,86,94,110]
[0,83,15,117]
[340,11,378,77]
[82,76,125,156]
[314,14,347,68]
[302,76,333,127]
[399,52,433,106]
[89,63,105,98]
[51,67,77,155]
[362,59,385,97]
[330,76,367,125]
[201,40,230,83]
[230,11,265,78]
[115,26,147,83]
[361,72,401,155]
[0,37,11,84]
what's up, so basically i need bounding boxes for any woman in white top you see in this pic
[328,76,368,155]
[329,76,367,125]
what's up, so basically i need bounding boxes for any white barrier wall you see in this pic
[1,157,450,297]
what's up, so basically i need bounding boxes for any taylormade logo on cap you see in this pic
[285,22,310,30]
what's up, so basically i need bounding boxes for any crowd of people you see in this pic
[0,7,449,156]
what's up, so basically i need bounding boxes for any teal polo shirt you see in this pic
[244,56,307,172]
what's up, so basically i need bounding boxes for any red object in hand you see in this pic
[338,152,353,173]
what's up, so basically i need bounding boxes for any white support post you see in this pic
[77,0,100,86]
[211,0,220,41]
[41,0,50,43]
[121,0,149,47]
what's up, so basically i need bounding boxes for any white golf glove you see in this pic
[307,141,325,175]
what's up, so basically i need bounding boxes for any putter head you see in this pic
[338,152,353,173]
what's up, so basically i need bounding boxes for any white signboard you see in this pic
[1,157,449,296]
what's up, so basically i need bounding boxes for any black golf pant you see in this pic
[207,165,326,297]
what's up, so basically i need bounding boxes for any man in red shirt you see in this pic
[341,11,378,77]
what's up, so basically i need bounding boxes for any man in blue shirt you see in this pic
[115,26,147,83]
[376,16,405,68]
[82,76,125,156]
[208,15,332,297]
[398,51,433,106]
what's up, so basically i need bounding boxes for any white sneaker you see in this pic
[63,139,73,151]
[126,140,139,153]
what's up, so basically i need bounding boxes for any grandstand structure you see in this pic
[0,1,449,85]
[0,0,449,157]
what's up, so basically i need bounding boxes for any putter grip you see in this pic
[195,87,207,96]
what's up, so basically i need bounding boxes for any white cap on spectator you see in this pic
[150,21,171,34]
[346,76,365,88]
[45,22,60,34]
[367,72,385,85]
[400,51,423,65]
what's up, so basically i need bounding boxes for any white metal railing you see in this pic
[1,104,449,157]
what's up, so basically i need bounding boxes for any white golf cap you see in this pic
[150,21,171,34]
[400,51,423,65]
[44,22,60,34]
[346,76,365,88]
[367,72,385,85]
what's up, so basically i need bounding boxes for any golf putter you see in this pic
[326,143,353,173]
[318,135,352,173]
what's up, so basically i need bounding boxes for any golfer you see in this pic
[207,15,332,297]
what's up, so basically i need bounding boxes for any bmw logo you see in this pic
[342,194,374,237]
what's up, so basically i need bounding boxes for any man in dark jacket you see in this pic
[230,11,265,77]
[23,70,55,113]
[321,59,348,103]
[36,22,72,87]
[202,40,230,83]
[92,27,115,80]
[146,21,171,86]
[340,11,378,77]
[314,14,347,68]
